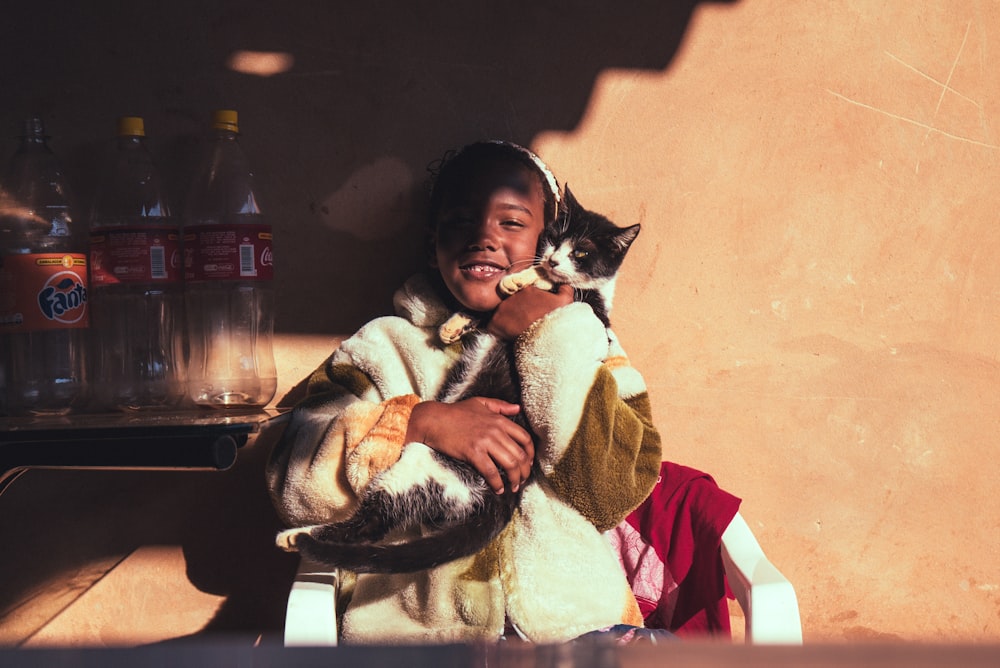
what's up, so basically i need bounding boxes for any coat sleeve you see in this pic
[515,302,662,532]
[265,350,420,528]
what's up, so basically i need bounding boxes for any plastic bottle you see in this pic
[183,110,275,408]
[0,117,88,415]
[88,116,185,411]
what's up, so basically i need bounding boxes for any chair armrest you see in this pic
[720,512,803,644]
[283,557,340,647]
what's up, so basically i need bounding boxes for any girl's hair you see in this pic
[426,141,561,229]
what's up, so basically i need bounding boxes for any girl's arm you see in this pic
[405,397,535,495]
[515,301,662,531]
[267,312,540,527]
[265,356,412,528]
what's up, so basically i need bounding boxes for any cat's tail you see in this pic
[291,495,516,574]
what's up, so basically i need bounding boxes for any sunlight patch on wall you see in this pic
[227,50,294,77]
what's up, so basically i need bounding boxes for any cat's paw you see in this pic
[499,267,540,295]
[276,528,305,552]
[439,313,477,344]
[497,275,521,296]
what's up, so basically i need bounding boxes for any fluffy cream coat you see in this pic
[267,273,661,644]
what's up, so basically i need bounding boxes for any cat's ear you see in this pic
[562,184,580,210]
[614,224,641,251]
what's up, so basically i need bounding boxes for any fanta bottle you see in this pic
[0,118,89,415]
[182,110,275,408]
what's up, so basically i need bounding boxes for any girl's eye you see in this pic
[502,219,525,228]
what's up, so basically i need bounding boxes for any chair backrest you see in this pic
[721,512,804,644]
[284,563,339,647]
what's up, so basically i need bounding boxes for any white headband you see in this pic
[486,140,561,207]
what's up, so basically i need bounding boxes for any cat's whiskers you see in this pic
[504,257,542,273]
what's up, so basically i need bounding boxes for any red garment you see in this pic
[607,461,741,638]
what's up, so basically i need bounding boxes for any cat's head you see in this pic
[537,185,640,292]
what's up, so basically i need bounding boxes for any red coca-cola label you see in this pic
[90,226,183,285]
[184,224,273,282]
[0,253,89,331]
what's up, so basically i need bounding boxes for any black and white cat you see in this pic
[277,187,640,573]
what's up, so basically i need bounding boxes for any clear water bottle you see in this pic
[183,110,275,408]
[88,116,185,411]
[0,118,88,415]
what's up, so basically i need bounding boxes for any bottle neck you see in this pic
[185,128,260,219]
[212,128,239,142]
[19,118,50,147]
[15,135,51,156]
[92,133,170,223]
[116,134,145,149]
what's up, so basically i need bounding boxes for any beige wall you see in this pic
[538,3,1000,642]
[1,0,998,645]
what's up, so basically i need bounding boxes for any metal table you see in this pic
[0,409,286,496]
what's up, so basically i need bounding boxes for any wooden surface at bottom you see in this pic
[1,640,998,668]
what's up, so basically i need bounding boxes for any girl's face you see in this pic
[432,161,546,313]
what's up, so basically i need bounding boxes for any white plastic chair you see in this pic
[720,512,803,644]
[283,561,340,647]
[282,511,802,646]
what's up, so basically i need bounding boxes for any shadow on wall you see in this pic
[1,0,738,338]
[0,0,739,642]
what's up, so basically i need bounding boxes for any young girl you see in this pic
[266,140,662,644]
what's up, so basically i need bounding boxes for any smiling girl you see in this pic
[267,140,661,644]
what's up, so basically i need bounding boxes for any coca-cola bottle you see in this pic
[183,110,276,408]
[0,117,88,415]
[88,116,185,411]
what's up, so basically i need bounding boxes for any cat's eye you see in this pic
[573,250,589,259]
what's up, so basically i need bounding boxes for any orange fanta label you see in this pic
[0,253,89,331]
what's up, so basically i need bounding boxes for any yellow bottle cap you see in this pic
[211,109,239,133]
[118,116,145,137]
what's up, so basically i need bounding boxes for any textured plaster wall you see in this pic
[1,0,998,646]
[537,3,1000,641]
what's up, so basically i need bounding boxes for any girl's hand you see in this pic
[405,398,535,494]
[486,283,573,341]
